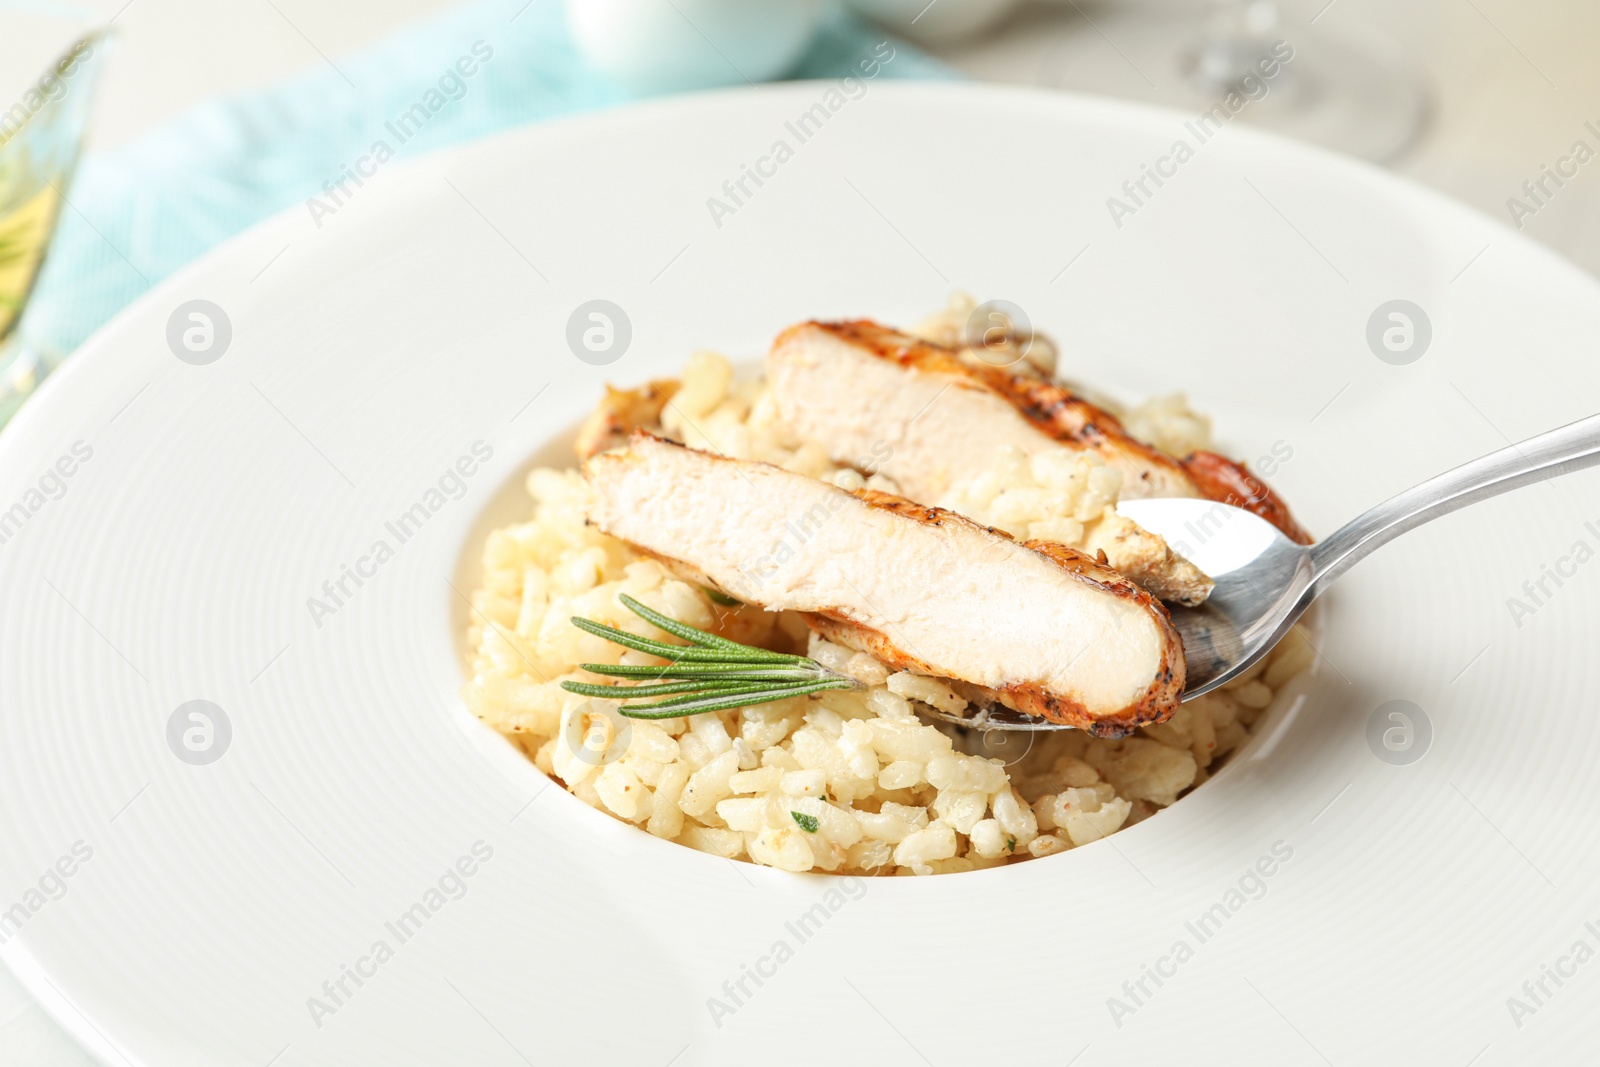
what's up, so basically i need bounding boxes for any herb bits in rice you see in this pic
[459,465,1315,876]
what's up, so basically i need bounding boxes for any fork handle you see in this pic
[1309,412,1600,593]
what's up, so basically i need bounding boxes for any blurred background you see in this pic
[0,0,1596,1058]
[4,1,1598,421]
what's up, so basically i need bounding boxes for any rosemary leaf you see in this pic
[577,662,830,681]
[612,679,855,719]
[616,593,753,653]
[569,616,799,664]
[560,679,777,700]
[610,681,832,711]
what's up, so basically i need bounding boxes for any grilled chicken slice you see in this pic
[585,433,1184,735]
[767,319,1311,545]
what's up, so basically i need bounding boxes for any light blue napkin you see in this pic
[21,0,953,357]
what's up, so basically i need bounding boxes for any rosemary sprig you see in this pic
[559,593,859,719]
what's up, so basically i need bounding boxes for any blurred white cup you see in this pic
[842,0,1021,46]
[567,0,828,94]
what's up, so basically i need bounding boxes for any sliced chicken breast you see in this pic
[767,319,1310,545]
[585,433,1185,735]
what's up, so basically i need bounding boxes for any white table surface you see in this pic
[2,0,1596,1061]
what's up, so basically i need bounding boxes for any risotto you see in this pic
[459,299,1314,876]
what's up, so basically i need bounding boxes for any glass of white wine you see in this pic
[0,31,109,428]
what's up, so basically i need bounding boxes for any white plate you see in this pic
[3,83,1598,1066]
